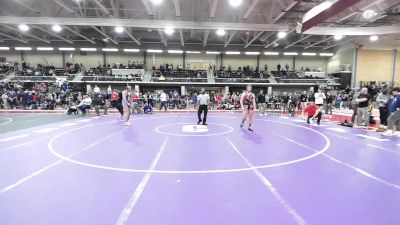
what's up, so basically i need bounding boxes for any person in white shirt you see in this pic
[93,85,100,94]
[197,88,210,125]
[159,90,167,111]
[314,89,326,111]
[122,86,133,126]
[78,95,92,114]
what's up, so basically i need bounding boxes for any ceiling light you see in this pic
[226,51,240,55]
[363,10,377,20]
[147,49,163,53]
[277,31,287,39]
[186,51,201,54]
[302,52,317,56]
[320,53,334,56]
[264,52,279,55]
[80,48,97,51]
[102,48,118,52]
[206,51,220,54]
[123,49,140,52]
[102,38,109,43]
[15,47,32,51]
[164,27,174,35]
[37,47,54,51]
[59,47,75,51]
[216,29,226,36]
[229,0,242,7]
[150,0,163,4]
[334,35,344,40]
[369,35,379,42]
[18,24,29,32]
[115,26,124,33]
[0,47,10,50]
[245,52,260,55]
[283,52,298,56]
[168,50,183,54]
[52,25,62,32]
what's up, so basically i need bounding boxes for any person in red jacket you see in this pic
[304,100,322,125]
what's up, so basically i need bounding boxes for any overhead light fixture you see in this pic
[15,47,32,51]
[102,38,109,43]
[369,35,379,42]
[150,0,163,4]
[264,52,279,55]
[164,27,174,35]
[168,50,183,54]
[245,52,260,55]
[80,48,97,51]
[225,51,240,55]
[302,52,317,56]
[52,25,62,32]
[102,48,118,52]
[206,51,220,54]
[115,26,124,33]
[277,31,287,39]
[123,49,140,52]
[186,51,201,54]
[147,49,163,53]
[229,0,242,7]
[0,47,10,50]
[216,29,226,36]
[18,24,29,32]
[59,47,75,51]
[334,35,344,40]
[37,47,54,51]
[363,10,377,20]
[283,52,298,56]
[320,53,334,56]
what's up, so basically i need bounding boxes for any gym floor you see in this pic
[0,113,399,225]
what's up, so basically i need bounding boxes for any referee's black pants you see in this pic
[198,105,208,123]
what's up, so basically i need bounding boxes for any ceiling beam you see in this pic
[110,0,119,18]
[244,31,264,48]
[271,0,297,24]
[242,0,260,20]
[204,0,219,47]
[179,30,184,47]
[322,36,360,50]
[91,26,118,44]
[0,16,289,32]
[125,29,141,45]
[157,30,167,46]
[224,31,237,47]
[33,25,73,44]
[89,0,112,16]
[304,36,333,49]
[0,31,28,43]
[264,27,296,49]
[284,34,312,49]
[1,25,50,43]
[53,0,76,14]
[140,0,154,16]
[63,26,96,44]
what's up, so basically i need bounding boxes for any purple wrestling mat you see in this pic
[0,113,399,225]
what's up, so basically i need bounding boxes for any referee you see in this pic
[197,88,210,125]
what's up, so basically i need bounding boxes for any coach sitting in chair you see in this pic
[93,92,109,116]
[78,95,92,115]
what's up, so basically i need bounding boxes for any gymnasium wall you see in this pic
[396,51,400,85]
[0,52,21,64]
[295,57,327,71]
[186,53,219,70]
[327,48,354,74]
[105,52,143,66]
[259,56,292,71]
[356,49,393,83]
[24,52,63,67]
[224,55,257,70]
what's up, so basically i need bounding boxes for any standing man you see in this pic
[159,90,167,111]
[122,86,133,126]
[257,90,266,115]
[383,87,400,136]
[355,87,371,127]
[240,85,256,131]
[300,91,308,117]
[197,88,209,125]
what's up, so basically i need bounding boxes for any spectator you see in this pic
[383,87,400,136]
[78,95,92,114]
[305,100,322,125]
[376,88,390,132]
[355,87,371,127]
[159,90,167,111]
[257,90,266,115]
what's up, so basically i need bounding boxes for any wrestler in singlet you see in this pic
[240,85,256,131]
